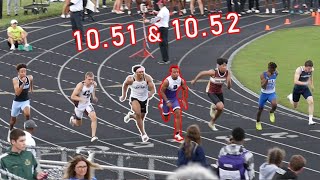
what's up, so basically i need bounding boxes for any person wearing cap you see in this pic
[7,19,30,51]
[120,65,156,143]
[24,120,37,158]
[144,0,170,64]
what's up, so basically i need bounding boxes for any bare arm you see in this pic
[160,79,169,102]
[260,73,268,89]
[28,75,34,93]
[191,70,215,84]
[226,71,232,89]
[181,79,188,101]
[13,78,25,96]
[92,81,97,99]
[70,83,84,102]
[294,67,308,86]
[120,76,133,101]
[146,75,156,99]
[7,31,14,39]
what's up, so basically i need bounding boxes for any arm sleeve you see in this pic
[32,154,39,179]
[149,16,161,24]
[0,159,9,179]
[70,0,80,4]
[244,151,255,180]
[195,146,209,167]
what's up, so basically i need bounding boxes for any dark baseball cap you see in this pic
[24,120,37,129]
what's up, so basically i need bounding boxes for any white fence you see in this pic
[0,140,176,179]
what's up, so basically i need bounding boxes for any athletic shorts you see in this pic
[7,41,20,48]
[130,97,148,113]
[207,93,224,105]
[293,86,312,102]
[11,100,30,117]
[258,92,276,108]
[161,98,180,115]
[74,101,95,120]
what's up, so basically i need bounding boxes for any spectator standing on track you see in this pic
[69,0,86,44]
[259,147,286,180]
[61,0,71,18]
[69,72,99,142]
[8,63,34,142]
[144,0,170,64]
[120,65,156,143]
[0,129,48,180]
[7,0,19,16]
[287,60,315,125]
[216,127,255,180]
[191,58,232,131]
[256,62,278,131]
[272,155,306,179]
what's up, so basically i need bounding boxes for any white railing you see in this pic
[0,140,177,179]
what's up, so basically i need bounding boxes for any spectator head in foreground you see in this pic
[229,127,245,145]
[64,155,101,180]
[167,163,218,180]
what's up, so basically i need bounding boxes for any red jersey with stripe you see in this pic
[206,68,229,94]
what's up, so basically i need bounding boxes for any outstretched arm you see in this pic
[191,70,215,85]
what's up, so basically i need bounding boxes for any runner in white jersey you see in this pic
[8,63,34,142]
[120,65,156,142]
[69,72,99,142]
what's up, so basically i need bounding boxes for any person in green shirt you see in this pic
[0,129,47,180]
[7,19,30,51]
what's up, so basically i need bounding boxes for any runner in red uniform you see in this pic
[191,58,231,131]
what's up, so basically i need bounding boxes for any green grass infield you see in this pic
[232,26,320,118]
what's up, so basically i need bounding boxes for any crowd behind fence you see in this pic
[0,139,176,179]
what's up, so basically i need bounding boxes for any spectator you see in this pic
[177,124,209,168]
[0,129,47,180]
[259,147,286,180]
[61,0,71,18]
[167,163,218,180]
[63,155,101,180]
[7,19,30,51]
[272,155,306,179]
[7,0,19,16]
[217,127,255,180]
[23,120,37,158]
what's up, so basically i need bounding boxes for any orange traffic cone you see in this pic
[315,12,320,25]
[284,18,291,25]
[265,25,270,31]
[311,12,316,17]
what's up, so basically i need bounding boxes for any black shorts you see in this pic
[7,41,20,48]
[207,93,224,105]
[293,86,312,102]
[130,97,148,113]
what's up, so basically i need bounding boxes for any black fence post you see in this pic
[0,0,3,19]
